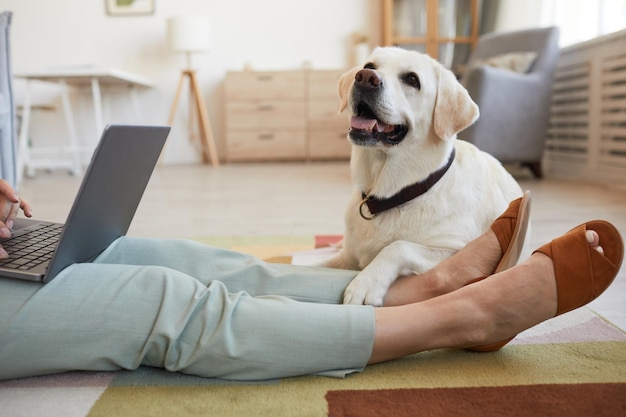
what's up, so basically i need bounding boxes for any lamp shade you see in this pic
[167,16,211,53]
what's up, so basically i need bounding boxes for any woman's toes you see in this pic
[585,230,604,254]
[585,230,599,246]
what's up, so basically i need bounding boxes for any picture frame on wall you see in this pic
[106,0,155,16]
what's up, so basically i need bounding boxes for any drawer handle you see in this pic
[258,104,274,111]
[257,75,273,81]
[258,134,274,140]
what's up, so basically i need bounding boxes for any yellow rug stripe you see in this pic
[192,235,314,260]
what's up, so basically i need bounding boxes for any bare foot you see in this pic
[461,229,604,347]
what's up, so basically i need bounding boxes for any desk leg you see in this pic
[90,77,104,135]
[60,79,82,175]
[17,79,33,180]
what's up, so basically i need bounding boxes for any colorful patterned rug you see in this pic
[1,236,625,417]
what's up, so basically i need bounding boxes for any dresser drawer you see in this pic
[308,100,349,128]
[309,128,352,159]
[227,130,307,161]
[226,100,306,130]
[225,71,306,100]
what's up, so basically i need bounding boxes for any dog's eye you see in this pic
[363,62,376,70]
[402,72,421,90]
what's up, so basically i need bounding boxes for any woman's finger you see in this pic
[6,200,19,226]
[0,179,19,203]
[19,197,33,218]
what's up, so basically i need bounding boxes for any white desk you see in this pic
[16,67,153,178]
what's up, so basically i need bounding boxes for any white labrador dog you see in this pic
[321,47,523,306]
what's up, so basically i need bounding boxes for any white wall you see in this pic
[1,0,380,164]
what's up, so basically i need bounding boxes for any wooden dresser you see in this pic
[224,70,351,162]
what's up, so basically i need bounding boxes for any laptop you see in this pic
[0,124,170,283]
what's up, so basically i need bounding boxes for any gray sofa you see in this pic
[459,27,560,178]
[0,11,16,186]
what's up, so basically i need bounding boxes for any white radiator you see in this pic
[544,30,626,188]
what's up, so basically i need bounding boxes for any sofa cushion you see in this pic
[474,51,538,73]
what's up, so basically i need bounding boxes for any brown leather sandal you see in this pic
[536,220,624,316]
[465,191,531,352]
[469,219,624,352]
[492,190,532,274]
[464,191,531,286]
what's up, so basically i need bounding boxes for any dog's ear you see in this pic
[337,66,360,113]
[433,66,479,141]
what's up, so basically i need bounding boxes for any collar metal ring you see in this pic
[359,199,377,220]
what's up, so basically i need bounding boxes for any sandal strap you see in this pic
[490,199,520,255]
[533,222,622,316]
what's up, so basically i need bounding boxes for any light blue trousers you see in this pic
[0,237,375,380]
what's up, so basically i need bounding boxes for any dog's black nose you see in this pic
[355,69,382,89]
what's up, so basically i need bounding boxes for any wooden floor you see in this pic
[17,162,626,330]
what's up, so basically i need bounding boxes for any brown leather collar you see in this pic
[359,148,456,220]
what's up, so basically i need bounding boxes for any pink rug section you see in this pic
[510,305,626,346]
[0,372,115,417]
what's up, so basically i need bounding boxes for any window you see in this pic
[540,0,626,46]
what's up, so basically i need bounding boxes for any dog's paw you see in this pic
[343,274,388,306]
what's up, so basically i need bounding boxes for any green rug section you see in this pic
[88,341,626,417]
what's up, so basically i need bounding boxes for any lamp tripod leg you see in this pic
[189,71,219,166]
[188,75,197,144]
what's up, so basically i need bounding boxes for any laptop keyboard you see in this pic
[0,223,64,270]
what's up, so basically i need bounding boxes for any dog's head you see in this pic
[338,47,479,149]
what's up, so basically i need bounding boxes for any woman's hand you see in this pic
[0,179,33,258]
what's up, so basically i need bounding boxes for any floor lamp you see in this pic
[167,16,219,166]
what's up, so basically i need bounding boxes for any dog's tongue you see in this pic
[350,116,394,133]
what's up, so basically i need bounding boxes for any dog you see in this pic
[321,47,523,306]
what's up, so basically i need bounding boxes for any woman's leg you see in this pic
[0,261,374,381]
[383,227,503,305]
[95,236,358,304]
[370,252,556,363]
